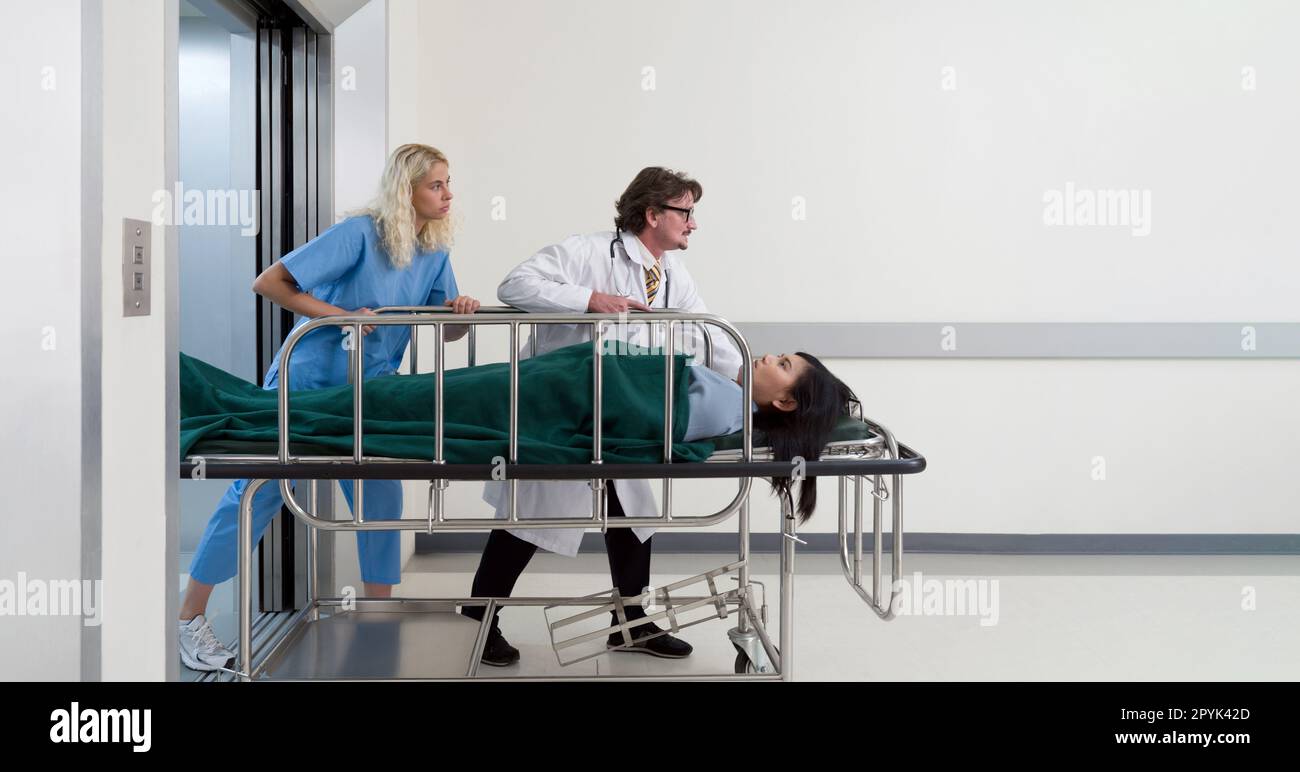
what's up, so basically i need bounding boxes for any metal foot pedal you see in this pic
[542,561,745,667]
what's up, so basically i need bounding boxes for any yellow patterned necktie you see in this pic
[644,261,662,305]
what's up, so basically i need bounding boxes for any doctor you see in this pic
[467,167,743,666]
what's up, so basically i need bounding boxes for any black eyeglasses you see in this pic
[659,204,695,221]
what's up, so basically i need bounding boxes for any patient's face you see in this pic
[749,353,809,412]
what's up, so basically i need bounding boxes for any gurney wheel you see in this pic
[733,650,756,674]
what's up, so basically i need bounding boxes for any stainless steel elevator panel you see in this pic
[122,218,151,316]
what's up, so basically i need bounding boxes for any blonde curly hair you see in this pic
[362,143,455,268]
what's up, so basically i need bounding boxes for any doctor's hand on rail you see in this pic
[587,290,651,314]
[444,294,481,341]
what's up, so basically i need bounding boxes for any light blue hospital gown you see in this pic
[683,364,752,441]
[189,215,459,586]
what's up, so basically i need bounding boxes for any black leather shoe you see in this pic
[607,622,693,659]
[480,627,520,667]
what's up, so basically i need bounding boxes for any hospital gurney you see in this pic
[179,307,926,681]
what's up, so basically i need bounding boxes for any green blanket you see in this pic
[180,342,716,463]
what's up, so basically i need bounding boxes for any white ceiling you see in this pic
[300,0,371,29]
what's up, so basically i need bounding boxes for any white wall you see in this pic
[0,0,90,681]
[400,0,1300,537]
[99,0,173,679]
[413,0,1300,324]
[334,0,387,217]
[384,0,420,152]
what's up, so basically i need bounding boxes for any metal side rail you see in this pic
[839,417,906,620]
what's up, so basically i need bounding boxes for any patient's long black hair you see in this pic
[752,352,860,524]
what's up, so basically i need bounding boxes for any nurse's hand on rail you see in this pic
[587,291,651,314]
[445,295,481,315]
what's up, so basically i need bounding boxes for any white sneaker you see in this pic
[179,614,235,671]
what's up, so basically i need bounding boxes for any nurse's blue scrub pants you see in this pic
[188,477,403,586]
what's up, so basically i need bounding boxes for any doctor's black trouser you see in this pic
[463,482,652,632]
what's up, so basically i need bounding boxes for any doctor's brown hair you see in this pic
[613,167,703,234]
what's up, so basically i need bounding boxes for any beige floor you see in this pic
[182,552,1300,680]
[395,552,1300,681]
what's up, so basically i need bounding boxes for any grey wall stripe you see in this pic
[416,532,1299,556]
[736,322,1297,359]
[80,0,103,683]
[163,0,181,683]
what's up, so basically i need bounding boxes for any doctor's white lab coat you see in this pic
[482,230,744,556]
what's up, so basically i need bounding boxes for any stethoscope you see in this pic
[608,228,670,307]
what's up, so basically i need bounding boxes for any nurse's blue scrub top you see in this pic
[262,215,459,391]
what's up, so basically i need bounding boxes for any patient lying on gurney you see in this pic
[696,350,859,522]
[180,341,858,522]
